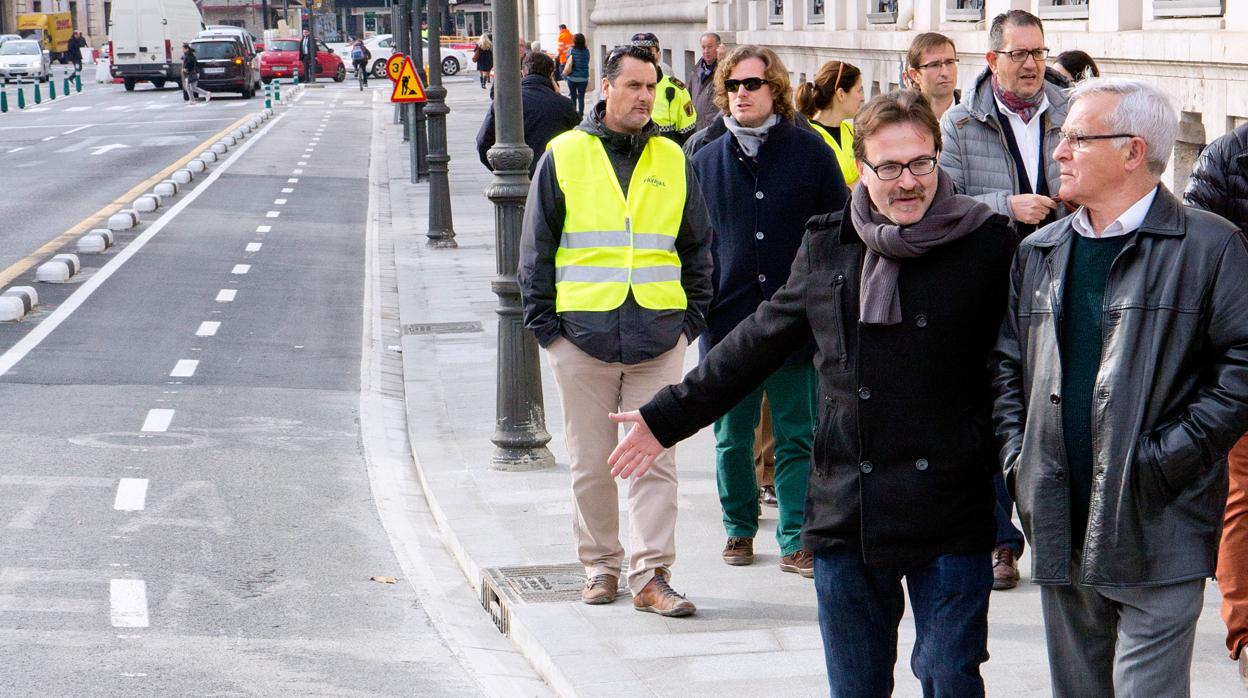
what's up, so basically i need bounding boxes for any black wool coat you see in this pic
[642,206,1019,565]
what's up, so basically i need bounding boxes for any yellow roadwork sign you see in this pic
[387,54,427,103]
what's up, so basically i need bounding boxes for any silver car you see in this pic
[0,40,50,83]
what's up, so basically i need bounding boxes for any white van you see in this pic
[108,0,203,91]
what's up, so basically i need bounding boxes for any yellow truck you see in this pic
[16,12,74,60]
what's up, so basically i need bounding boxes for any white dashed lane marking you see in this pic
[140,409,175,432]
[281,187,293,193]
[231,265,250,275]
[215,289,237,302]
[245,243,262,252]
[274,199,286,205]
[256,225,271,233]
[265,211,280,218]
[109,580,149,628]
[196,321,221,336]
[170,359,199,377]
[113,479,149,511]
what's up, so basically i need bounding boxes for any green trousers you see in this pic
[712,361,817,556]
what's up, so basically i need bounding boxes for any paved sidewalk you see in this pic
[382,83,1244,697]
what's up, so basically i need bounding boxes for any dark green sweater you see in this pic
[1061,232,1133,551]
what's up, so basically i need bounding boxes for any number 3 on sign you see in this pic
[386,54,406,82]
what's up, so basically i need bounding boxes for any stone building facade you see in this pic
[4,0,110,49]
[530,0,1248,192]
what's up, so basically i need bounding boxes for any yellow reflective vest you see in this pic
[812,119,859,187]
[652,73,697,141]
[547,129,688,313]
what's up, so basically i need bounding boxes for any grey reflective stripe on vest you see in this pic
[558,230,631,249]
[557,231,677,251]
[555,265,682,284]
[556,266,630,283]
[631,266,681,283]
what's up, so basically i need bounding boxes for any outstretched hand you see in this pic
[608,410,665,479]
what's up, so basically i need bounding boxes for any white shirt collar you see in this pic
[1070,186,1159,239]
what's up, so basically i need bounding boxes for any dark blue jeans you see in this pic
[814,548,993,697]
[567,79,587,115]
[994,470,1025,556]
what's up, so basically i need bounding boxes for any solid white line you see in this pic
[0,113,285,378]
[140,409,175,432]
[113,479,149,511]
[215,289,237,302]
[7,147,24,153]
[265,211,279,218]
[196,321,220,336]
[170,359,199,377]
[62,124,93,135]
[245,242,262,252]
[231,264,250,274]
[256,225,271,233]
[109,579,149,628]
[41,136,56,142]
[273,198,287,205]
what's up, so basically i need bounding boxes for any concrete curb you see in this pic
[35,253,80,283]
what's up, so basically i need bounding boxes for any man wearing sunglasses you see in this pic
[941,10,1070,241]
[518,44,713,618]
[687,45,848,579]
[609,90,1018,695]
[994,77,1248,696]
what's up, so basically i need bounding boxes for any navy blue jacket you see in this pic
[692,118,848,360]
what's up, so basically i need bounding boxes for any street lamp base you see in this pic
[490,445,556,472]
[426,235,458,249]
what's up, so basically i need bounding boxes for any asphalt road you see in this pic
[0,81,485,695]
[0,67,268,274]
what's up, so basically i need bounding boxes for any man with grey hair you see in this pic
[992,76,1248,695]
[688,32,722,133]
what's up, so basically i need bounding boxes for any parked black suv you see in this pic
[189,37,259,98]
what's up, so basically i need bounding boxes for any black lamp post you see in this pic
[485,0,553,471]
[423,0,455,247]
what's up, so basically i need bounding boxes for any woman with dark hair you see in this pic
[563,33,590,116]
[796,60,864,188]
[1053,50,1100,83]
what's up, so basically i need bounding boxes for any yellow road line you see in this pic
[0,112,255,288]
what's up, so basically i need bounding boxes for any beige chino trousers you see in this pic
[546,335,687,595]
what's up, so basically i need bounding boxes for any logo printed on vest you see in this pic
[643,175,666,188]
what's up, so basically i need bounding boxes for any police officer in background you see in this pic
[518,45,713,617]
[630,32,697,145]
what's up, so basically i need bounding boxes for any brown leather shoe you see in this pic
[992,547,1021,590]
[581,574,618,605]
[759,485,778,508]
[722,536,755,566]
[780,550,814,578]
[632,569,695,617]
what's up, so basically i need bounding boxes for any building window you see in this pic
[69,1,79,29]
[1153,0,1223,18]
[769,0,783,24]
[868,0,898,24]
[946,0,984,22]
[32,1,43,13]
[104,1,112,32]
[1039,0,1090,20]
[809,0,825,24]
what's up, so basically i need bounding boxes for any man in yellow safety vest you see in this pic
[518,44,713,617]
[630,32,698,145]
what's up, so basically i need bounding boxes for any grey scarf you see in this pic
[851,170,997,325]
[723,114,780,158]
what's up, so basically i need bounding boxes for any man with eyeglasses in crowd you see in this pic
[905,32,960,121]
[941,11,1069,239]
[993,77,1248,695]
[609,89,1018,696]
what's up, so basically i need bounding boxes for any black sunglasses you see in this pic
[723,77,767,93]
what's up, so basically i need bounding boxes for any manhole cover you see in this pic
[482,563,623,604]
[402,321,483,336]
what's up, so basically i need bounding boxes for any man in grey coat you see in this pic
[940,10,1068,237]
[687,32,721,134]
[992,77,1248,696]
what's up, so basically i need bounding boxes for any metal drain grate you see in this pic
[402,320,483,336]
[480,563,625,635]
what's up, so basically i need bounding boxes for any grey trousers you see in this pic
[1040,562,1205,697]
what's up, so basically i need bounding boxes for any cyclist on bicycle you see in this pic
[350,38,372,86]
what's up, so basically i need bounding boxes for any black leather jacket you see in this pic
[992,186,1248,586]
[1184,122,1248,229]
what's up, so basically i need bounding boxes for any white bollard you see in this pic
[35,254,80,283]
[221,135,236,147]
[0,296,24,322]
[77,232,111,254]
[172,169,194,184]
[231,129,244,140]
[107,211,135,231]
[200,150,218,163]
[155,180,178,197]
[2,286,38,313]
[134,195,160,213]
[186,159,206,173]
[211,142,228,155]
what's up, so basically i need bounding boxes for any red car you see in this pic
[260,38,346,83]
